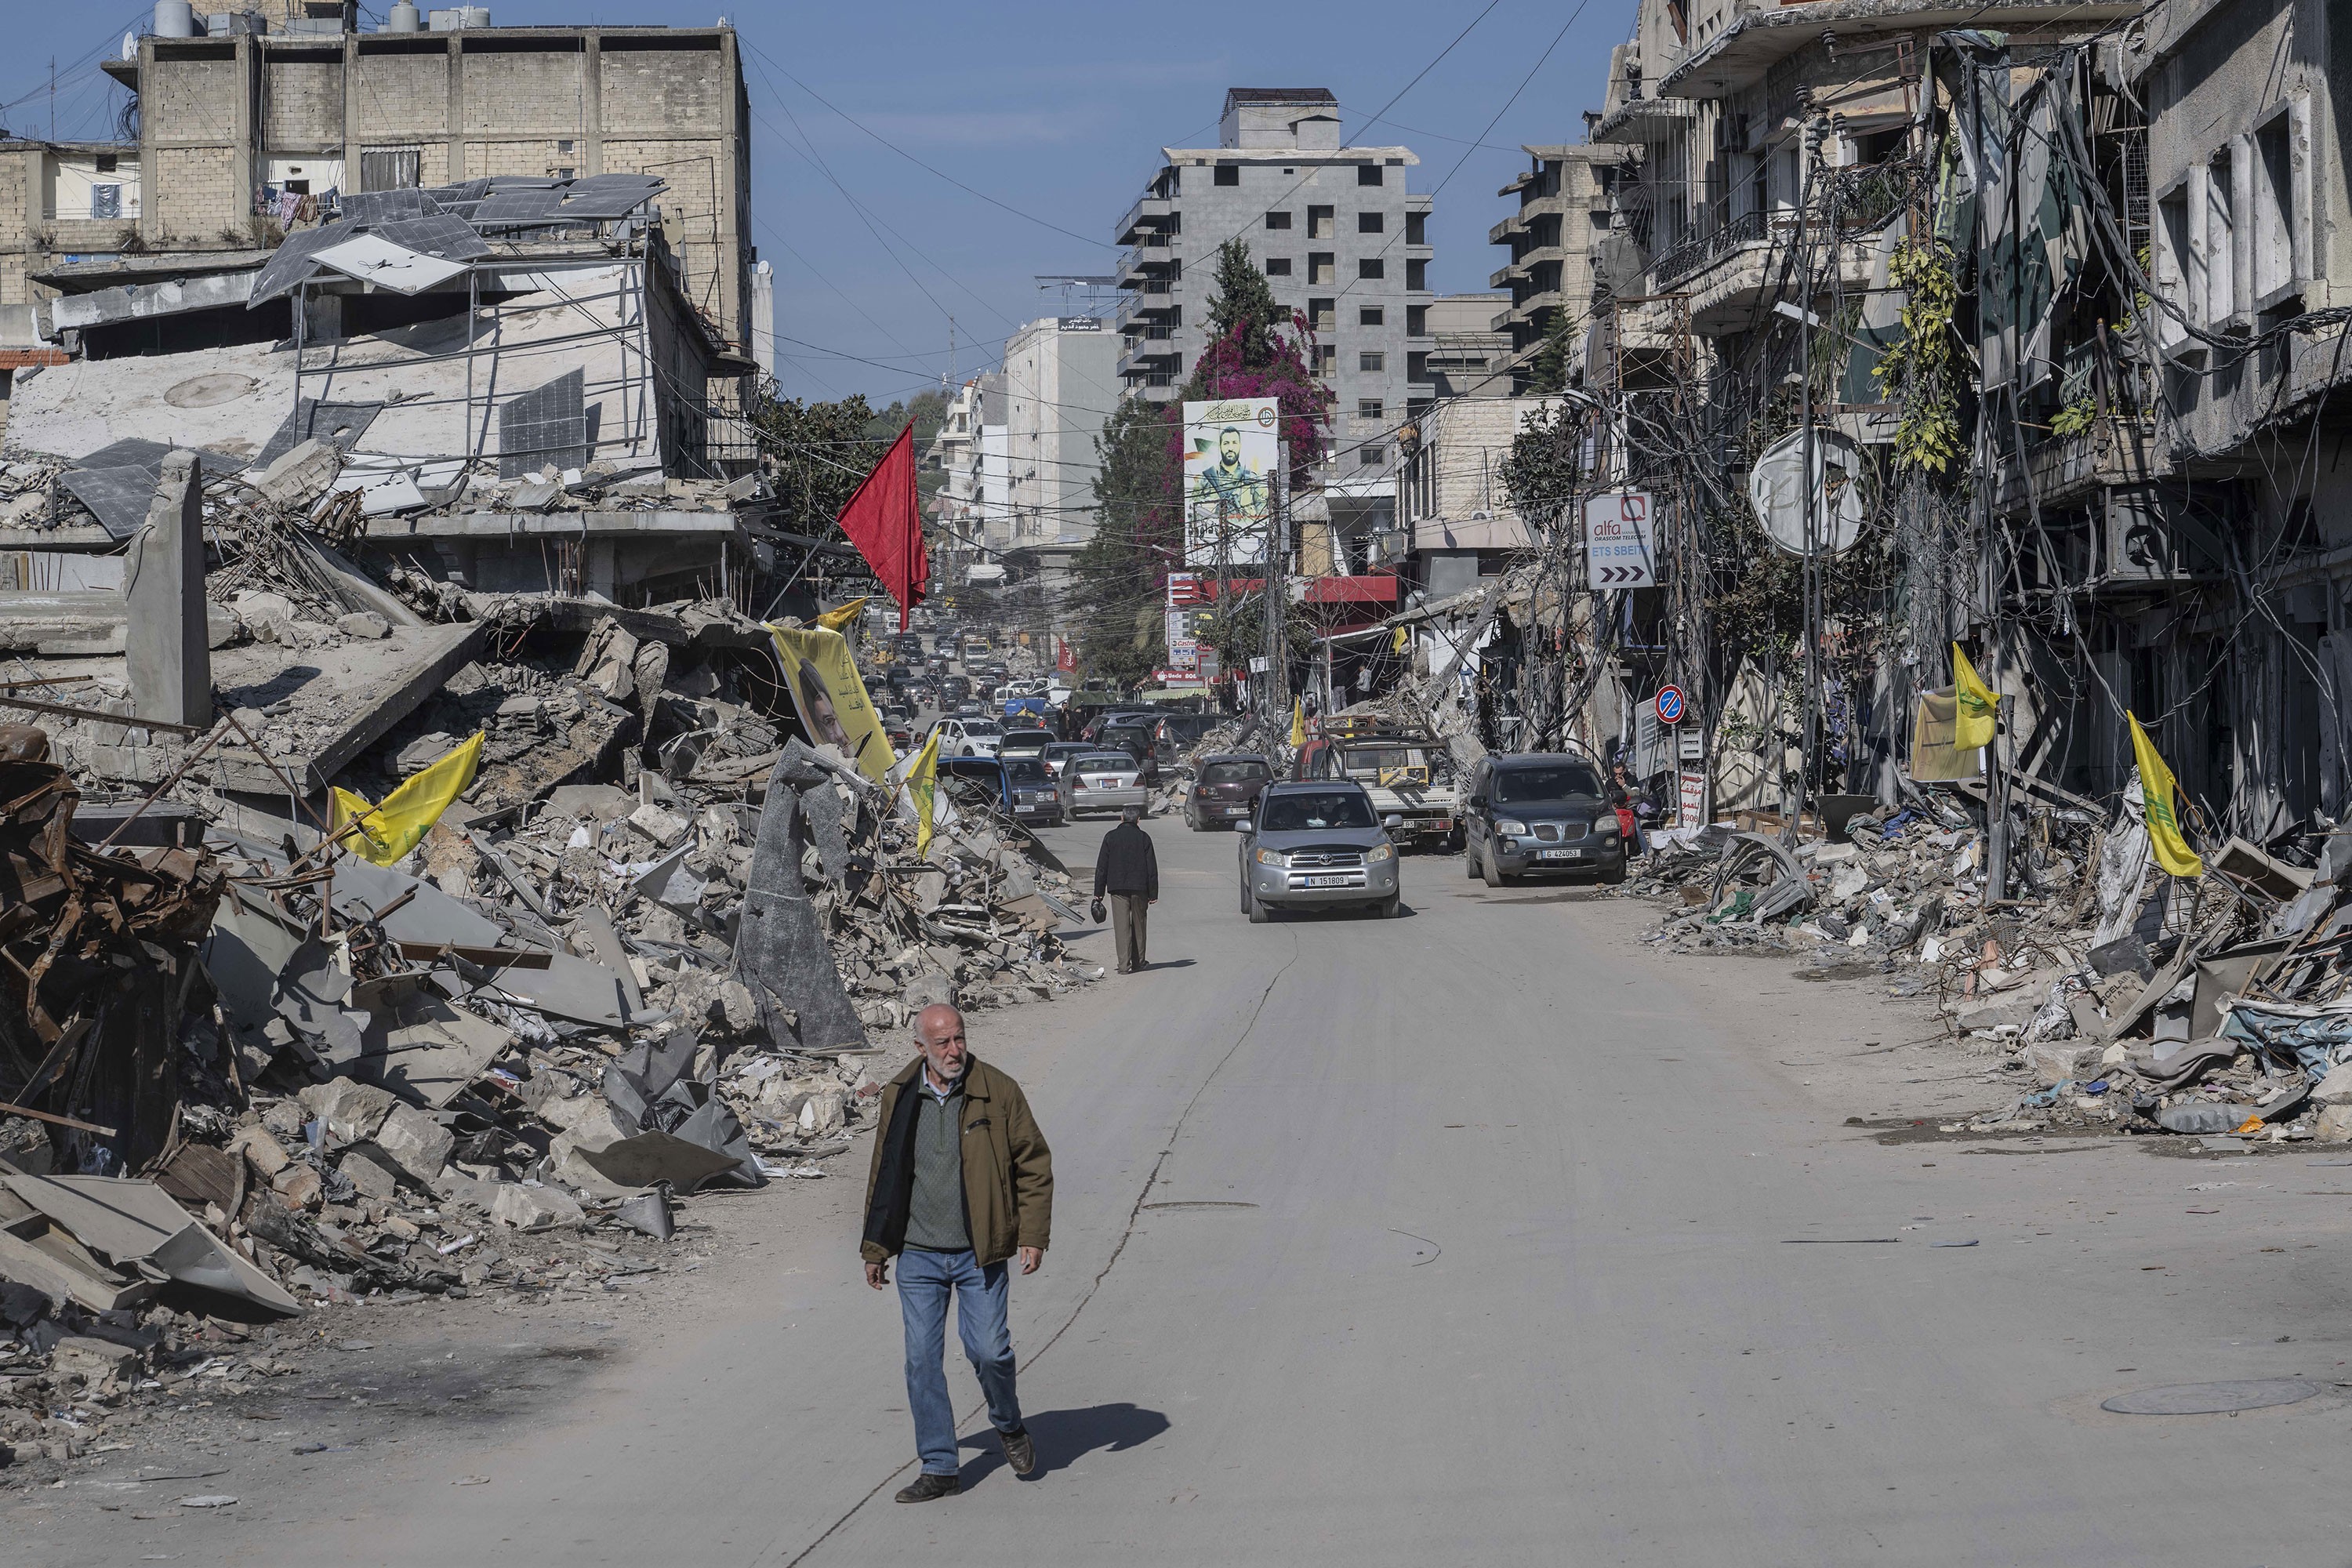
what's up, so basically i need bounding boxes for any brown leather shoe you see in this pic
[895,1472,960,1503]
[1001,1426,1036,1477]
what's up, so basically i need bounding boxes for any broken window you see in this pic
[2250,100,2310,310]
[2154,180,2198,358]
[1308,205,1334,239]
[1308,253,1335,285]
[1214,163,1240,187]
[2203,144,2238,325]
[360,147,423,193]
[1309,297,1335,332]
[1265,256,1291,276]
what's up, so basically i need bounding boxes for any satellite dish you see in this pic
[1748,425,1866,556]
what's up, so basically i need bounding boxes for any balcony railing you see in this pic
[1652,209,1771,287]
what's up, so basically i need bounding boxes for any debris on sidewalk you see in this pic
[1617,766,2352,1143]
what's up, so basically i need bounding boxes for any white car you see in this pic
[931,717,1003,758]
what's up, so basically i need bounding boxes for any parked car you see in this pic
[1001,755,1063,827]
[1059,750,1149,819]
[1460,753,1624,887]
[1038,741,1091,780]
[930,717,1003,757]
[1184,752,1273,830]
[1095,720,1161,785]
[1238,781,1403,921]
[997,727,1054,762]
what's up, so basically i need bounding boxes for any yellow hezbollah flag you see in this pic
[328,731,484,867]
[815,597,869,632]
[1951,643,1997,751]
[768,623,898,784]
[906,727,942,859]
[1392,623,1409,655]
[2128,711,2204,877]
[1290,699,1307,747]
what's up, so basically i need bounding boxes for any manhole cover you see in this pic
[165,372,260,408]
[2101,1379,2320,1415]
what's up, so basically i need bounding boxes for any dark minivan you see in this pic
[1461,753,1625,887]
[1184,752,1273,830]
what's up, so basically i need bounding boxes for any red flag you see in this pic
[1055,637,1075,673]
[834,424,927,630]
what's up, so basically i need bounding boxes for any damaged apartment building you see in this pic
[1548,0,2351,849]
[0,10,802,616]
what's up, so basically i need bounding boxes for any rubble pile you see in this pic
[1628,782,2352,1144]
[0,593,1098,1436]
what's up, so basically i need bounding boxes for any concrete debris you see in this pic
[1616,771,2352,1142]
[0,590,1098,1405]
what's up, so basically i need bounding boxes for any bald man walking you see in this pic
[862,1004,1054,1501]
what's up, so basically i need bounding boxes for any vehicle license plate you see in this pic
[1539,848,1584,861]
[1225,804,1249,814]
[1300,874,1352,887]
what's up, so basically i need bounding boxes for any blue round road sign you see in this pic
[1656,684,1686,724]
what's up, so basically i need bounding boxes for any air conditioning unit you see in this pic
[2102,483,2230,583]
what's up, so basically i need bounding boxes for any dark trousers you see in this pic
[1111,891,1149,971]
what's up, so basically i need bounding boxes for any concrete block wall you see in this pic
[153,147,241,244]
[462,50,586,136]
[350,52,450,141]
[146,54,240,143]
[264,56,346,150]
[600,50,727,136]
[136,29,750,343]
[0,153,31,309]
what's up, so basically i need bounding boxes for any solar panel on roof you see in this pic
[550,187,660,221]
[339,188,441,227]
[370,212,492,260]
[256,400,383,470]
[498,370,587,480]
[425,178,492,205]
[470,188,569,227]
[249,222,354,306]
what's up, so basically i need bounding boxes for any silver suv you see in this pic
[1238,781,1403,922]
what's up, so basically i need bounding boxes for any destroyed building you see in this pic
[0,10,1112,1436]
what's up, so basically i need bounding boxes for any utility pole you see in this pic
[1794,109,1826,848]
[1267,439,1291,722]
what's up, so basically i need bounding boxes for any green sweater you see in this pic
[902,1083,971,1251]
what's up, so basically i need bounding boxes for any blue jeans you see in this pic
[895,1247,1022,1475]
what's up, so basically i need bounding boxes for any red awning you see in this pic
[1302,573,1400,605]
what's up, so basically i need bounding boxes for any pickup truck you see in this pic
[1291,734,1461,851]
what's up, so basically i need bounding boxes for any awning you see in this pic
[1302,573,1400,605]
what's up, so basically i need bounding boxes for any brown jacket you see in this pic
[861,1056,1053,1268]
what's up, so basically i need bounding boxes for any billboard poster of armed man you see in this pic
[1183,397,1279,567]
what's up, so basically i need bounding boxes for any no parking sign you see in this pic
[1655,684,1686,725]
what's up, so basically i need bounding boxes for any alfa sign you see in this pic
[1584,491,1655,589]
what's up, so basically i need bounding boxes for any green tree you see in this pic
[1526,306,1575,394]
[1071,396,1178,687]
[1497,399,1587,531]
[754,393,889,531]
[1202,237,1289,368]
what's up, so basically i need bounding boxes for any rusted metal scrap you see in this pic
[0,725,224,1171]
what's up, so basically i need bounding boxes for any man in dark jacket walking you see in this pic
[1093,804,1159,973]
[863,1004,1054,1501]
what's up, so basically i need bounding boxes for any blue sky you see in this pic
[5,1,1631,405]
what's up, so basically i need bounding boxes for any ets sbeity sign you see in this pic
[1584,490,1655,589]
[1183,397,1279,568]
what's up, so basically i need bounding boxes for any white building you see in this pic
[1000,316,1121,547]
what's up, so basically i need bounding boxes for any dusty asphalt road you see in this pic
[23,812,2352,1566]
